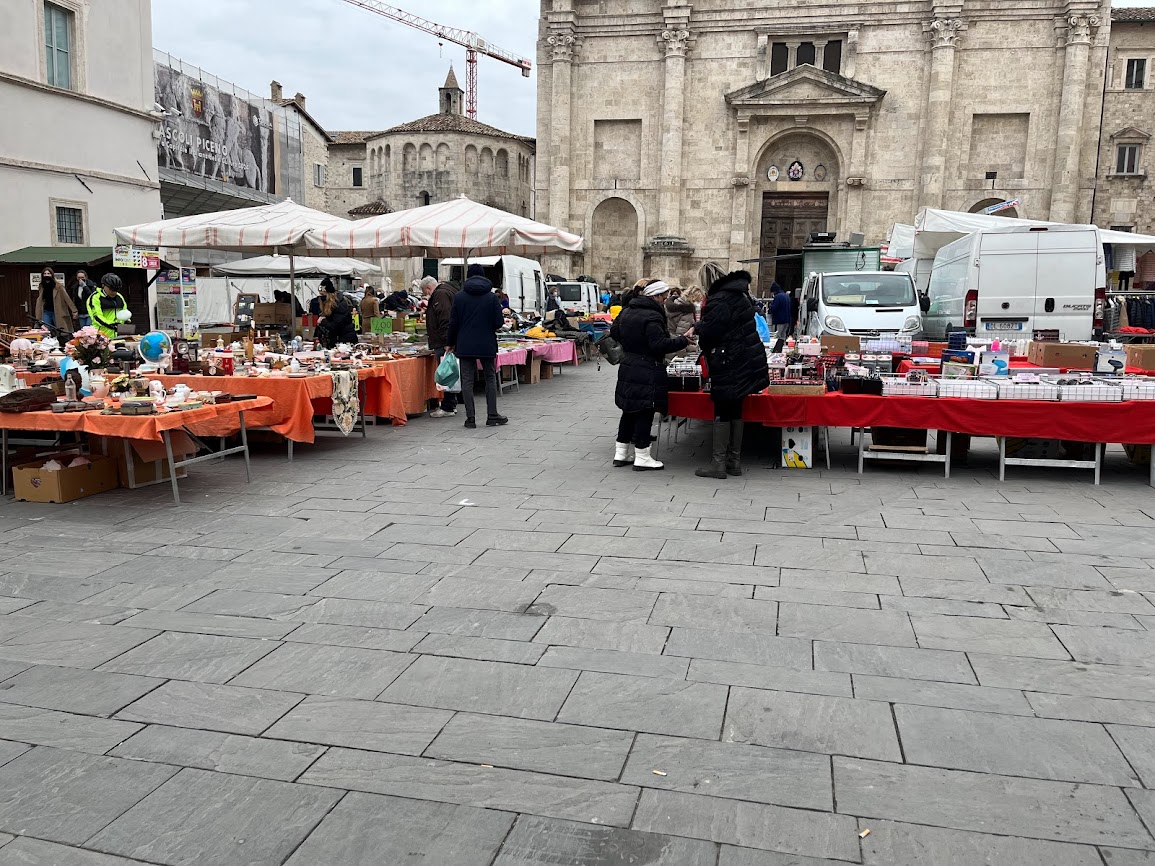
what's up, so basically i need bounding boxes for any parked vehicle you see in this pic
[545,280,600,315]
[922,225,1105,340]
[798,271,923,340]
[439,255,544,313]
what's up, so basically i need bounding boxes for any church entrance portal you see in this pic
[759,192,829,295]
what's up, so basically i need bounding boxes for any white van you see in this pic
[798,271,923,340]
[922,225,1105,340]
[545,280,600,315]
[439,255,544,313]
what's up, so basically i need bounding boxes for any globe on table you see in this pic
[138,331,173,368]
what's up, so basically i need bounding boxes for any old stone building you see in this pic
[327,70,536,220]
[537,0,1116,290]
[1093,8,1155,235]
[270,82,333,213]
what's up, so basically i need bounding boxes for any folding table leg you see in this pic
[162,430,181,505]
[2,429,7,497]
[239,411,251,483]
[944,431,953,479]
[287,439,293,462]
[857,428,865,474]
[360,383,367,438]
[824,427,831,471]
[1094,442,1103,486]
[998,437,1006,482]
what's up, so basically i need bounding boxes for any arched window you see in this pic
[383,144,391,174]
[495,149,509,178]
[418,191,432,206]
[465,145,478,174]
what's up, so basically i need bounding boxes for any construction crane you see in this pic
[338,0,532,119]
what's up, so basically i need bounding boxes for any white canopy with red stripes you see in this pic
[113,199,351,254]
[307,196,584,258]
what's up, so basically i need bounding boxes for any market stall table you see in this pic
[0,397,271,503]
[666,390,1155,484]
[530,340,579,367]
[379,356,439,415]
[894,358,1155,377]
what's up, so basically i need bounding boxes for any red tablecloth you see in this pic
[668,391,1155,444]
[0,398,272,442]
[896,358,1155,378]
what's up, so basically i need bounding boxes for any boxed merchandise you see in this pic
[1027,341,1096,369]
[941,349,976,365]
[781,427,814,468]
[1095,347,1127,374]
[980,351,1011,375]
[12,455,119,503]
[1125,345,1155,372]
[819,335,860,355]
[941,362,977,379]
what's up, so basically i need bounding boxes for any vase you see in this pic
[89,373,109,399]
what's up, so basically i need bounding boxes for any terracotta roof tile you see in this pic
[1113,7,1155,22]
[370,113,534,146]
[348,199,393,216]
[330,130,386,145]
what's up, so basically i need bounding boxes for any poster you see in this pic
[155,63,276,195]
[156,268,197,338]
[113,245,160,269]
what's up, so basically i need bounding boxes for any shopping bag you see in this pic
[755,313,771,343]
[596,334,625,365]
[435,351,461,391]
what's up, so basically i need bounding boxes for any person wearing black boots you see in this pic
[610,279,691,470]
[693,270,770,479]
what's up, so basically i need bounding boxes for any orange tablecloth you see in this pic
[20,371,61,385]
[0,398,271,442]
[380,356,439,415]
[157,368,407,442]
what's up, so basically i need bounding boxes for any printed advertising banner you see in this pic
[155,63,276,195]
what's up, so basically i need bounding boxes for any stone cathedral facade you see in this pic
[536,0,1120,290]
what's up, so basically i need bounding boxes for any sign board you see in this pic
[234,293,259,331]
[982,199,1021,215]
[113,245,160,269]
[369,316,393,335]
[156,268,198,338]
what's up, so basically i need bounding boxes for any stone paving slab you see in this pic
[110,724,324,781]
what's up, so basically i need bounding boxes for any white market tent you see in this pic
[306,196,584,258]
[212,255,381,277]
[114,199,353,333]
[912,208,1155,260]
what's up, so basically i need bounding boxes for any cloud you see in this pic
[152,0,538,137]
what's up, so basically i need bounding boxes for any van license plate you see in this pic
[984,322,1022,331]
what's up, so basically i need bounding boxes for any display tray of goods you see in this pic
[880,373,937,397]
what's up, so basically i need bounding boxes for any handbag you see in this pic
[596,334,625,365]
[435,350,461,391]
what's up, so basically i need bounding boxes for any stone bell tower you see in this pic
[439,67,464,116]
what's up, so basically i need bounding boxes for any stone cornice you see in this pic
[0,69,155,122]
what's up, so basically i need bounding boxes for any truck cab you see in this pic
[798,271,923,340]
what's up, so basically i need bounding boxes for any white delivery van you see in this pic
[798,271,923,340]
[439,255,545,313]
[922,225,1105,340]
[545,280,600,315]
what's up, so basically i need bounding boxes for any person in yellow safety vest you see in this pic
[87,273,130,338]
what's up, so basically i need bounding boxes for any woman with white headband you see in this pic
[608,278,692,470]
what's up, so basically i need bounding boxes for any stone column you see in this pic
[844,111,871,233]
[919,17,964,209]
[648,24,694,282]
[1050,14,1100,222]
[545,31,576,274]
[727,114,752,267]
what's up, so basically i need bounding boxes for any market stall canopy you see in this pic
[912,208,1155,259]
[113,198,351,254]
[306,196,584,258]
[212,255,381,277]
[884,224,915,262]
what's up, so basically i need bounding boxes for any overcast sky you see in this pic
[152,0,539,137]
[154,0,1149,141]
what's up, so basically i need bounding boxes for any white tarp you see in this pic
[212,255,381,277]
[307,196,584,258]
[912,208,1155,259]
[196,277,324,326]
[884,224,915,260]
[114,198,351,254]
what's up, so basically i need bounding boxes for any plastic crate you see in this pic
[1118,379,1155,401]
[992,379,1060,401]
[1046,377,1123,402]
[880,374,938,397]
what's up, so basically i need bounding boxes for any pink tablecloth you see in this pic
[530,340,578,365]
[495,349,529,368]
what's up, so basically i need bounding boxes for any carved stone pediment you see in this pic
[725,65,885,113]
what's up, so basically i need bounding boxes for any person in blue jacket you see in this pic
[769,281,792,352]
[448,264,508,429]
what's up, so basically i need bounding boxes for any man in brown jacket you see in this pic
[424,276,459,417]
[359,287,381,334]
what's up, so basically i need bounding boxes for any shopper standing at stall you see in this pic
[610,279,691,471]
[425,276,459,418]
[360,287,381,334]
[36,268,77,333]
[87,274,129,339]
[74,270,96,328]
[316,282,357,347]
[769,282,792,352]
[448,264,507,429]
[694,270,770,479]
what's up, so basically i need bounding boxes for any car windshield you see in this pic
[822,275,916,307]
[555,283,582,302]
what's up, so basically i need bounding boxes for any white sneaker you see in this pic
[429,408,455,418]
[613,442,634,467]
[633,447,664,471]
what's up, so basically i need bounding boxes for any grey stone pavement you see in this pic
[0,362,1154,864]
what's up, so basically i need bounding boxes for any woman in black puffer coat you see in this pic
[693,270,770,479]
[609,280,691,471]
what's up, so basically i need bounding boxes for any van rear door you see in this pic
[1033,228,1097,340]
[976,231,1037,336]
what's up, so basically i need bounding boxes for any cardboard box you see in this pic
[253,303,291,326]
[1028,341,1096,369]
[12,455,119,503]
[819,335,861,355]
[540,362,555,380]
[941,349,976,365]
[99,433,195,487]
[767,383,827,396]
[518,357,541,385]
[781,426,813,468]
[1095,347,1127,374]
[1126,345,1155,371]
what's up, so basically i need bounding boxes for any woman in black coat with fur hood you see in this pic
[693,270,770,478]
[609,279,691,471]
